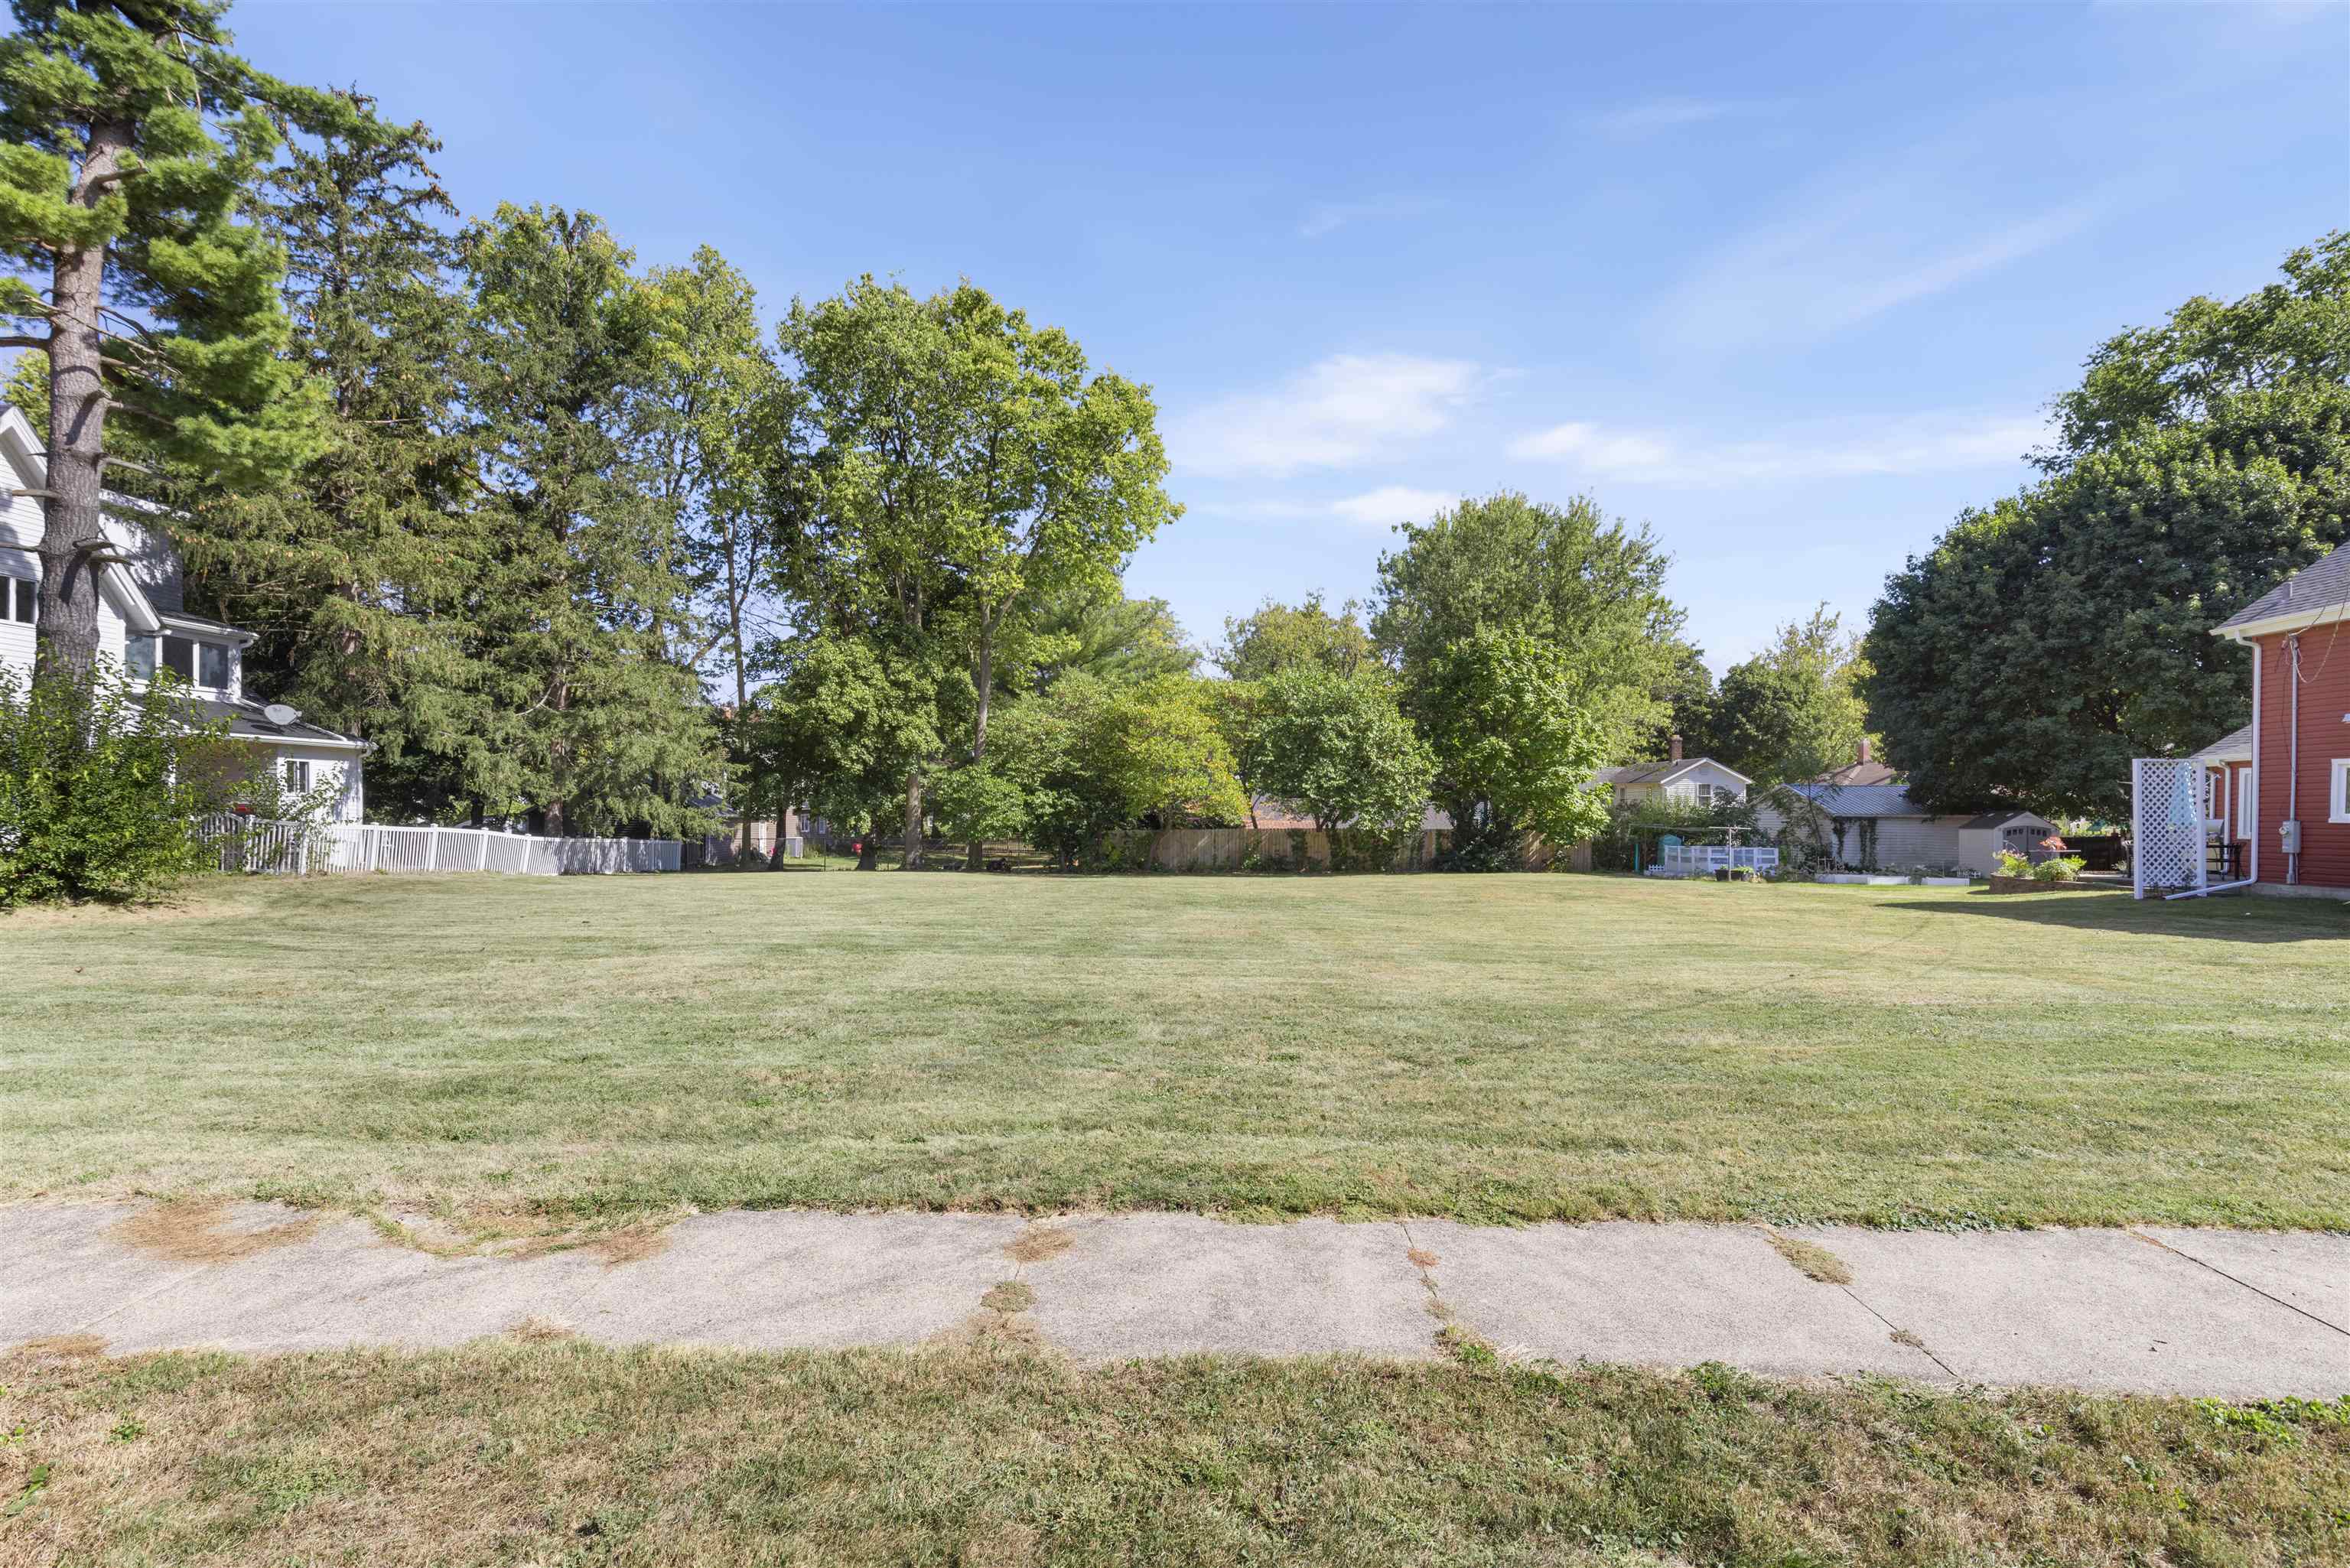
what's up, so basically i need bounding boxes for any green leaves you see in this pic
[1864,232,2350,818]
[1242,665,1433,834]
[1374,493,1678,860]
[0,663,229,906]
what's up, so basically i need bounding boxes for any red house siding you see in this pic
[2251,629,2350,887]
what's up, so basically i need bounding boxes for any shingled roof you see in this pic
[2215,540,2350,633]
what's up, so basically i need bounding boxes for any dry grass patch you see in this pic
[8,1335,105,1360]
[506,1317,575,1345]
[1762,1228,1855,1285]
[1004,1225,1074,1264]
[109,1201,319,1265]
[2,1340,2341,1566]
[584,1223,672,1268]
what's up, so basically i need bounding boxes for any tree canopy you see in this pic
[0,0,361,679]
[1863,233,2350,818]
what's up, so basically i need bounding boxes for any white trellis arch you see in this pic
[2131,758,2206,899]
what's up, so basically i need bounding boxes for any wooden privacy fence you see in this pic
[198,815,681,877]
[1101,826,1451,872]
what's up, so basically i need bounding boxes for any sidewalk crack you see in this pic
[1838,1283,1960,1381]
[2128,1231,2348,1338]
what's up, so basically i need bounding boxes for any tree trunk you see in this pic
[34,115,133,688]
[737,756,763,868]
[965,620,994,871]
[901,770,924,869]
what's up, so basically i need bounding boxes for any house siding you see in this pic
[1870,817,1964,869]
[2251,629,2350,887]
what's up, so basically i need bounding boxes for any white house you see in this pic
[0,407,366,819]
[1596,737,1750,808]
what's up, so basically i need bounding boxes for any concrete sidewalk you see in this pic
[5,1202,2342,1398]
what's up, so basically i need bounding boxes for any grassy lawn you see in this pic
[3,1337,2344,1566]
[6,871,2346,1229]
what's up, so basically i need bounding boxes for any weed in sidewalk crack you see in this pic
[1761,1227,1854,1286]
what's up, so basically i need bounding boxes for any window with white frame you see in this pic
[4,574,32,624]
[2331,759,2350,825]
[282,759,311,794]
[125,633,229,688]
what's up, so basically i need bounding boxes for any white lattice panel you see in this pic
[2132,758,2206,898]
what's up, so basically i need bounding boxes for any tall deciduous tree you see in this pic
[638,246,786,704]
[738,633,939,870]
[1416,627,1612,865]
[1244,665,1434,834]
[1373,491,1682,855]
[1216,592,1374,682]
[0,0,353,681]
[1863,234,2350,818]
[1700,607,1873,786]
[460,203,715,836]
[779,277,1177,868]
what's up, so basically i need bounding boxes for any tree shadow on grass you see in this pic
[1881,889,2350,944]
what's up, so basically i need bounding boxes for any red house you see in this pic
[2195,540,2350,893]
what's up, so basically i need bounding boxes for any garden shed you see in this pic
[1955,811,2061,873]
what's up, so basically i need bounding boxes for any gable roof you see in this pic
[2192,723,2253,762]
[2214,540,2350,636]
[1596,756,1753,789]
[1777,782,1928,818]
[1812,758,1899,787]
[1958,809,2054,831]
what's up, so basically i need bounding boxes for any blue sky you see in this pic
[229,0,2347,669]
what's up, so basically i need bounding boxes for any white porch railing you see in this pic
[198,815,680,877]
[1656,844,1779,876]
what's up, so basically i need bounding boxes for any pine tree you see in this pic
[0,0,356,681]
[174,106,489,817]
[459,203,716,836]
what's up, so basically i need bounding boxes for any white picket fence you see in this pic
[1652,843,1781,877]
[198,815,680,877]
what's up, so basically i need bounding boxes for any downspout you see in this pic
[2288,635,2302,885]
[2248,641,2261,884]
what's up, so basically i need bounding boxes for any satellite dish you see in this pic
[262,703,300,727]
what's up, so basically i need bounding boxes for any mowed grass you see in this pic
[6,870,2348,1228]
[3,1338,2345,1567]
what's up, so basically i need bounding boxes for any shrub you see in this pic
[2033,854,2086,883]
[0,665,232,907]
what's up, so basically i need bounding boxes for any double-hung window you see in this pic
[282,759,311,794]
[2329,759,2350,825]
[5,576,31,624]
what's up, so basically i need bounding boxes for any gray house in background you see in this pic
[1754,781,2054,874]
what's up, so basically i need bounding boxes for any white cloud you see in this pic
[1167,353,1483,480]
[1653,125,2126,353]
[1326,486,1459,529]
[1505,413,2047,486]
[1297,196,1431,239]
[1590,97,1749,138]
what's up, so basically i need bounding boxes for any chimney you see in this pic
[1857,737,1872,765]
[1668,732,1684,762]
